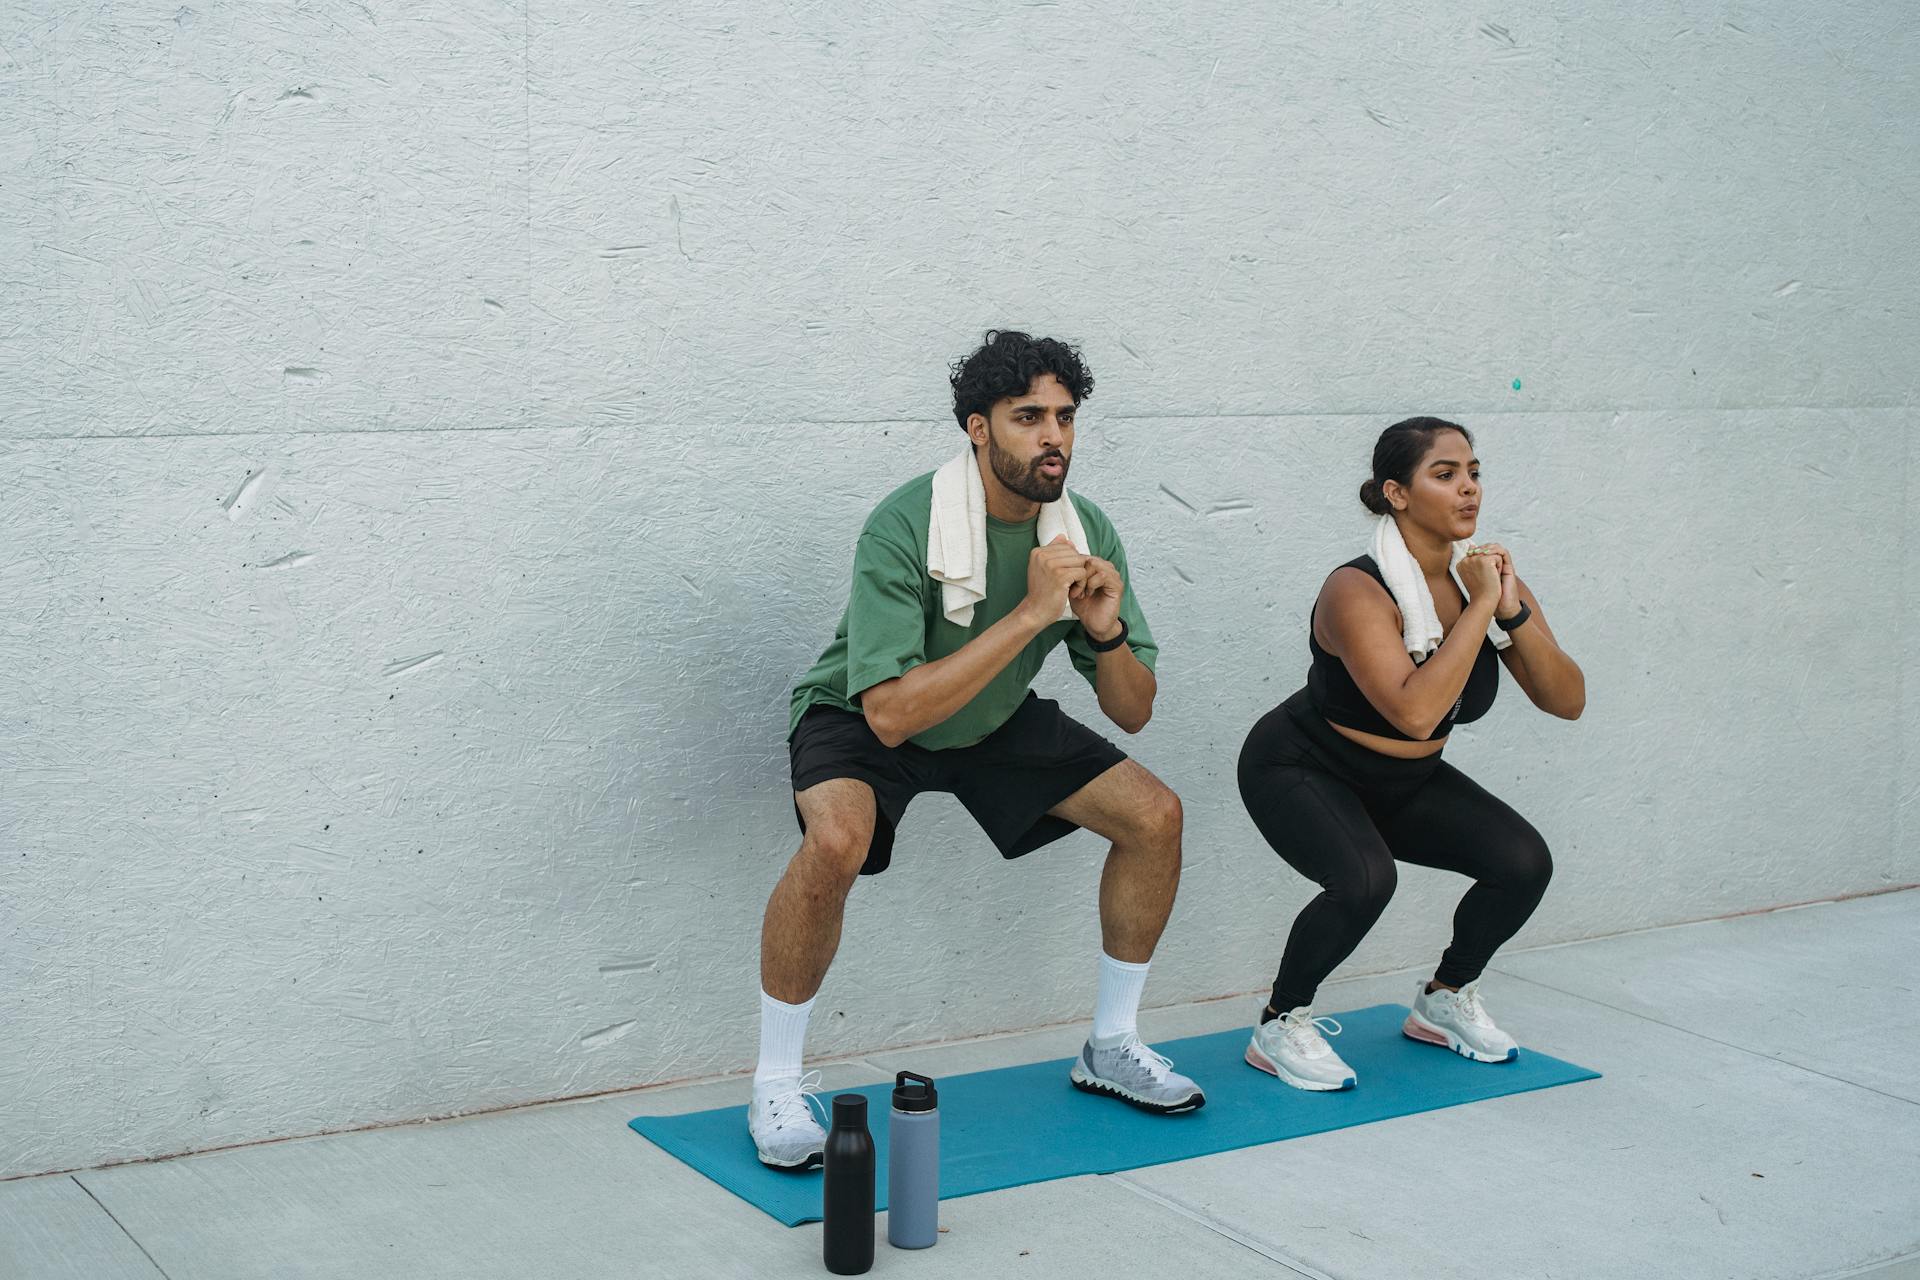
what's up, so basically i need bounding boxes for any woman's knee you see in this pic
[1331,855,1397,920]
[1501,827,1554,898]
[1362,857,1399,915]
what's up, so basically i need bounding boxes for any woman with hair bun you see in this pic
[1237,417,1585,1091]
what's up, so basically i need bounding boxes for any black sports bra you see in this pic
[1306,555,1499,741]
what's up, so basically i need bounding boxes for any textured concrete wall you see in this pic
[1904,427,1919,889]
[3,2,1916,1178]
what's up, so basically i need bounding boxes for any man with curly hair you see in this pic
[749,330,1203,1170]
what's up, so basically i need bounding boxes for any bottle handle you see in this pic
[894,1070,937,1109]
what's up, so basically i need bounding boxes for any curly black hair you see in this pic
[949,330,1094,432]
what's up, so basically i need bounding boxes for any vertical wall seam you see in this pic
[523,0,535,436]
[1898,413,1913,861]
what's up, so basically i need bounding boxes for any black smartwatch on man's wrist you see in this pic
[1085,617,1130,653]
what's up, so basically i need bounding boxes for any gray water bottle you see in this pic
[886,1071,939,1249]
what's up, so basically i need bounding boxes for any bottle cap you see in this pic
[891,1071,937,1112]
[830,1093,868,1124]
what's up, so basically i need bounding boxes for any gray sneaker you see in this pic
[1069,1034,1206,1114]
[748,1071,827,1170]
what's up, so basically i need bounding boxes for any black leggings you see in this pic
[1238,689,1553,1012]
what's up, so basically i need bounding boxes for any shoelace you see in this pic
[1117,1035,1177,1084]
[1280,1012,1342,1054]
[1454,982,1495,1027]
[761,1069,826,1132]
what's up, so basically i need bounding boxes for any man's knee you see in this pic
[1124,781,1183,851]
[798,819,872,887]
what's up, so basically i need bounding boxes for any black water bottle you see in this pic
[822,1093,875,1275]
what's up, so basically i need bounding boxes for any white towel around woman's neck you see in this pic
[1369,513,1512,660]
[927,447,1090,627]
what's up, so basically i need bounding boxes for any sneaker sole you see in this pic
[1068,1063,1206,1114]
[1244,1039,1356,1091]
[754,1147,825,1172]
[1401,1011,1519,1064]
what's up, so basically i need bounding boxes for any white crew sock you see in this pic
[755,990,816,1089]
[1092,953,1151,1044]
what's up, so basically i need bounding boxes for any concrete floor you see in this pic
[5,890,1917,1279]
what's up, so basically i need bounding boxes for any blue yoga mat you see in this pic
[630,1002,1600,1226]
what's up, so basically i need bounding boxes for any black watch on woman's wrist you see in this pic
[1495,600,1532,632]
[1085,617,1130,652]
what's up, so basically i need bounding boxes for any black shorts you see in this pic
[787,694,1129,875]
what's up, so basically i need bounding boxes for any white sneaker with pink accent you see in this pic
[1402,979,1519,1063]
[1246,1007,1357,1091]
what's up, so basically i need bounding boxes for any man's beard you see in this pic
[987,433,1069,504]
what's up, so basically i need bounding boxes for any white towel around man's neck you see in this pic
[1368,513,1512,660]
[927,447,1090,627]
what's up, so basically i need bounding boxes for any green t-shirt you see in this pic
[790,471,1158,751]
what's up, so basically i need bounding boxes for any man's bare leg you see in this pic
[1049,758,1184,964]
[759,777,877,1003]
[1049,760,1203,1112]
[749,778,878,1169]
